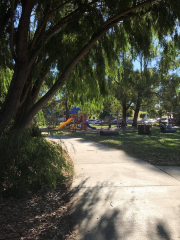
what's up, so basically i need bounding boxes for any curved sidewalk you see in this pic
[49,135,180,240]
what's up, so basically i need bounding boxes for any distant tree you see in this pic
[158,74,180,114]
[108,56,135,126]
[131,67,160,126]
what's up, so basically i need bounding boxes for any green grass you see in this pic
[90,124,104,128]
[62,127,180,166]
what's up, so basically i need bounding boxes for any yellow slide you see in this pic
[53,118,74,130]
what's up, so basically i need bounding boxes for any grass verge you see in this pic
[62,127,180,166]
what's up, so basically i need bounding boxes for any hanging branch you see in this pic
[99,0,158,30]
[29,7,82,66]
[21,0,161,126]
[30,2,53,51]
[127,101,133,110]
[50,0,76,15]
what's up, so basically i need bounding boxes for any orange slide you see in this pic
[53,118,74,130]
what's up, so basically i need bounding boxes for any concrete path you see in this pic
[48,135,180,240]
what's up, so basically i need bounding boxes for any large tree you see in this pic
[131,49,160,126]
[113,57,135,125]
[0,0,180,134]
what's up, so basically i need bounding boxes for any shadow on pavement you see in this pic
[69,179,133,240]
[47,134,130,153]
[47,134,180,240]
[68,179,175,240]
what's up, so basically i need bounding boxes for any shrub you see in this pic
[0,128,73,198]
[152,122,159,127]
[30,124,42,137]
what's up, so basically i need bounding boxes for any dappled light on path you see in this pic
[48,134,180,240]
[69,179,177,240]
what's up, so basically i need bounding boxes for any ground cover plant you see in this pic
[0,126,75,239]
[0,126,73,199]
[63,127,180,166]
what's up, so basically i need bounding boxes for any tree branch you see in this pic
[31,64,50,104]
[30,2,52,51]
[50,0,76,15]
[10,0,17,61]
[31,0,78,51]
[22,0,160,125]
[19,75,33,107]
[130,105,136,110]
[127,101,133,110]
[16,0,35,59]
[42,8,80,41]
[114,79,120,86]
[29,7,81,66]
[99,0,158,30]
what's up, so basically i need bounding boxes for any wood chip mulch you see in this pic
[0,155,76,240]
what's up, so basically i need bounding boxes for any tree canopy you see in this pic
[0,0,180,133]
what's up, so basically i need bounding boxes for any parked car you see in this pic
[110,119,122,125]
[110,119,117,125]
[57,117,66,122]
[126,119,133,125]
[95,119,104,125]
[155,118,160,122]
[159,118,168,125]
[144,119,157,124]
[149,118,157,123]
[110,118,133,125]
[87,119,96,124]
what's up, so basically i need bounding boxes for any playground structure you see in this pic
[53,118,74,130]
[69,106,97,130]
[53,108,125,131]
[69,106,87,130]
[86,121,96,129]
[50,106,97,131]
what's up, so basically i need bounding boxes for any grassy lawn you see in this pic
[62,127,180,166]
[90,124,104,129]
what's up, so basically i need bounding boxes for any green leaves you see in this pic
[0,68,13,108]
[1,0,180,132]
[0,128,73,198]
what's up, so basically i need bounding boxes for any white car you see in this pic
[87,119,96,124]
[159,118,168,125]
[144,119,157,124]
[95,120,104,124]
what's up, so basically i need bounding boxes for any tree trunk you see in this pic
[12,86,34,129]
[0,0,34,134]
[66,106,70,121]
[122,104,127,127]
[0,63,31,133]
[65,96,70,121]
[132,97,141,127]
[132,91,142,127]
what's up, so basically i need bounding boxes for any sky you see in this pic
[133,59,158,71]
